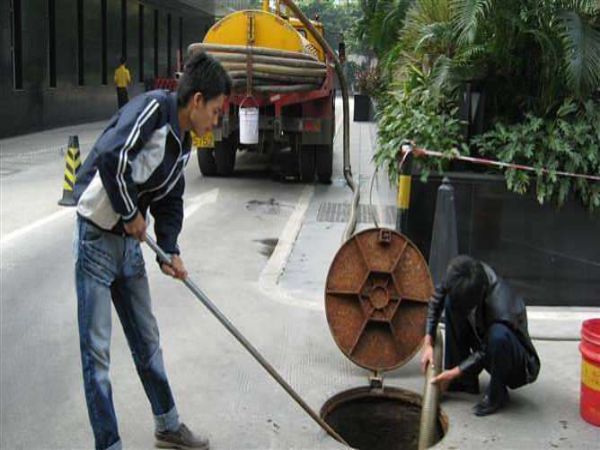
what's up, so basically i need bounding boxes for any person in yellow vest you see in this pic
[114,56,131,108]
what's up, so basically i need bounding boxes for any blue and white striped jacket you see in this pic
[74,90,191,254]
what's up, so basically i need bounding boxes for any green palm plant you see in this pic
[356,0,413,59]
[560,8,600,98]
[448,0,600,114]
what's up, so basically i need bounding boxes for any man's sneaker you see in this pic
[155,423,209,449]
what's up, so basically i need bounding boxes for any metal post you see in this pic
[144,236,350,447]
[396,143,413,234]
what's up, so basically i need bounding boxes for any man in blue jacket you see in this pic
[73,52,231,450]
[420,255,540,416]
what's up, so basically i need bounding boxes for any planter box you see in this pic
[404,172,600,307]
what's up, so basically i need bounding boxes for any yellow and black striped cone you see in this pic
[58,135,81,206]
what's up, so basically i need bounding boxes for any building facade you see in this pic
[0,0,217,137]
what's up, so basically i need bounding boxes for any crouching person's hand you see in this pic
[431,367,462,392]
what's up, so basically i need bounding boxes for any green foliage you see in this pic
[358,0,600,210]
[472,99,600,210]
[355,0,413,59]
[374,70,466,182]
[390,0,600,116]
[296,0,362,54]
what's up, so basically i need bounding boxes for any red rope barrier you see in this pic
[401,144,600,182]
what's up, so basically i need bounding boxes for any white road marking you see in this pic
[0,208,75,247]
[0,188,218,248]
[184,188,219,219]
[258,186,324,311]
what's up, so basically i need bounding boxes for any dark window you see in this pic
[48,0,57,87]
[11,0,23,90]
[166,14,172,76]
[138,3,144,82]
[121,0,127,59]
[101,0,107,84]
[153,9,158,78]
[178,17,183,71]
[77,0,84,85]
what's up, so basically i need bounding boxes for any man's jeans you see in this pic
[444,300,529,399]
[74,218,179,450]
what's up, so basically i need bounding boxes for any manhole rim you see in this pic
[320,386,449,438]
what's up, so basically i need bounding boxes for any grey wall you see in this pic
[0,0,215,138]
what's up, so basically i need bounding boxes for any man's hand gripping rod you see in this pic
[144,236,350,447]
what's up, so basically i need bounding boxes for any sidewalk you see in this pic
[2,106,599,449]
[273,101,600,449]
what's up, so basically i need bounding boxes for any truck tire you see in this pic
[215,138,237,176]
[198,149,217,176]
[316,144,333,184]
[300,146,316,182]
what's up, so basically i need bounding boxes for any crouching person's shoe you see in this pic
[473,388,509,417]
[155,423,209,449]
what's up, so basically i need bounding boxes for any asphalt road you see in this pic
[0,103,357,450]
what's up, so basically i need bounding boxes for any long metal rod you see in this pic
[279,0,359,242]
[145,236,350,447]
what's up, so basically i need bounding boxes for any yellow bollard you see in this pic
[58,135,81,206]
[396,143,414,233]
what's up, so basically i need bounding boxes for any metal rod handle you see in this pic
[145,236,350,447]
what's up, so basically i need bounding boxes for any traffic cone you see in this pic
[428,177,459,286]
[58,135,81,206]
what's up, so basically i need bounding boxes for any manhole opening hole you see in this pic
[321,387,448,450]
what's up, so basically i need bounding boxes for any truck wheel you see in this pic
[198,149,217,176]
[316,144,333,184]
[300,146,316,182]
[215,138,237,176]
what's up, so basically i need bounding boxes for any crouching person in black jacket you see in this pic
[420,255,540,416]
[73,52,231,450]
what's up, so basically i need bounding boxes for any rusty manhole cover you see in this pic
[324,228,434,372]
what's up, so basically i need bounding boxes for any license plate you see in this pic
[192,131,214,148]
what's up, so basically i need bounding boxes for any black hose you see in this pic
[207,51,327,69]
[221,62,327,77]
[189,43,319,61]
[228,71,324,85]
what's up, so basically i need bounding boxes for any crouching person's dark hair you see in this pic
[177,52,232,106]
[445,255,489,311]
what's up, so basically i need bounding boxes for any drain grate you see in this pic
[317,202,396,224]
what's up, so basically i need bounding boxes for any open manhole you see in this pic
[321,387,447,450]
[323,229,448,450]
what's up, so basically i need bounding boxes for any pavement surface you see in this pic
[1,98,599,450]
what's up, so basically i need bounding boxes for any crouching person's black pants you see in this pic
[444,301,530,399]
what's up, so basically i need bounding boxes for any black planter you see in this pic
[404,172,600,307]
[353,94,371,122]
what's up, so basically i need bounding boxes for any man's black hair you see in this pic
[445,255,488,311]
[120,56,126,65]
[177,52,232,106]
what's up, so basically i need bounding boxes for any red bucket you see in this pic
[580,318,600,426]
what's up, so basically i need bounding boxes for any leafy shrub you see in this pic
[472,99,600,210]
[374,78,465,182]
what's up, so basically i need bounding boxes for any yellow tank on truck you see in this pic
[203,10,325,62]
